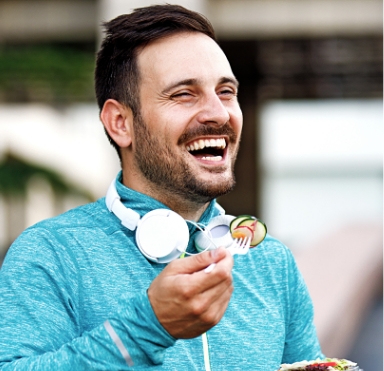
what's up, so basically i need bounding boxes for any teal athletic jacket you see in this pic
[0,174,323,370]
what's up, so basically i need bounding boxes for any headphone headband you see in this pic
[105,178,232,263]
[105,180,140,230]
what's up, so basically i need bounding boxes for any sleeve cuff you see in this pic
[107,290,176,366]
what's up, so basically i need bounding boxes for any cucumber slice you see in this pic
[229,215,256,233]
[230,215,267,247]
[238,218,257,228]
[250,220,267,247]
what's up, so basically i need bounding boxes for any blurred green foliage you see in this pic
[0,152,93,200]
[0,44,95,104]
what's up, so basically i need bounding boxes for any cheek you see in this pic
[147,106,189,136]
[231,107,243,136]
[164,118,191,143]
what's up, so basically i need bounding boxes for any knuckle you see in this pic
[179,282,197,301]
[190,298,208,317]
[228,283,234,295]
[200,308,221,327]
[216,267,233,283]
[166,259,179,272]
[194,250,210,265]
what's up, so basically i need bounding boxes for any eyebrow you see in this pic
[161,76,239,95]
[219,76,239,89]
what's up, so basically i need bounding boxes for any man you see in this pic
[0,4,323,370]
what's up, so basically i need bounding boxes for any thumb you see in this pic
[170,247,228,274]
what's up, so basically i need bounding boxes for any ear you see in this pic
[100,99,133,148]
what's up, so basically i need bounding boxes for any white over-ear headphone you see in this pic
[105,179,234,263]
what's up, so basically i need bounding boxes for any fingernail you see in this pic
[210,248,218,259]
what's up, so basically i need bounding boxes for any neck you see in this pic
[122,169,210,221]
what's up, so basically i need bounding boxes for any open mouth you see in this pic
[186,138,226,162]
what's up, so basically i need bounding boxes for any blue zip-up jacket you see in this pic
[0,176,323,370]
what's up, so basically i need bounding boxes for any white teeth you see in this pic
[202,156,222,162]
[186,138,226,152]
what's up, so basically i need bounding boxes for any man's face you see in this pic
[132,32,243,204]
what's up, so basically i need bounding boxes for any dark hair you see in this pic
[94,4,216,157]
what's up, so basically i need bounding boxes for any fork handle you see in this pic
[204,252,235,273]
[204,245,239,273]
[204,263,216,273]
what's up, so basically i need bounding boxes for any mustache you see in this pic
[178,123,238,145]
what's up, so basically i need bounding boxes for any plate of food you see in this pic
[277,358,362,370]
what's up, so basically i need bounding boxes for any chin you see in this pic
[186,173,236,202]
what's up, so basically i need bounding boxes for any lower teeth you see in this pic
[202,156,222,162]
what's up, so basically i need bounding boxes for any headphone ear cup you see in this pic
[194,215,235,252]
[135,209,189,263]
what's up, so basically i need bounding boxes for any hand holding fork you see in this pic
[204,237,251,273]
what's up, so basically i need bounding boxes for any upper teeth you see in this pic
[186,138,226,152]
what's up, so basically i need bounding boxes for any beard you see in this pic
[132,113,239,204]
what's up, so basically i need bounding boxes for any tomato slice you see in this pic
[313,362,338,367]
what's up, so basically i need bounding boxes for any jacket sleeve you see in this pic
[281,248,324,363]
[0,228,176,370]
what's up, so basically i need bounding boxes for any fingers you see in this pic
[168,247,229,275]
[184,272,234,330]
[168,247,233,292]
[147,248,234,339]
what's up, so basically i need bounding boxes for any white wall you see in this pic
[209,0,382,38]
[0,103,119,199]
[259,99,383,249]
[98,0,207,25]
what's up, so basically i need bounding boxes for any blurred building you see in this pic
[0,0,382,368]
[0,0,381,216]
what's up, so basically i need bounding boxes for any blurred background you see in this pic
[0,0,382,369]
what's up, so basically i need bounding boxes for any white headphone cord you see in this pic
[179,221,213,371]
[202,332,212,371]
[181,220,218,257]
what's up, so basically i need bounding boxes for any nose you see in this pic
[196,93,230,126]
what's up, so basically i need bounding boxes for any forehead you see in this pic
[136,32,235,88]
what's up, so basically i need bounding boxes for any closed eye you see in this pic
[219,89,236,95]
[172,91,192,98]
[170,90,196,103]
[218,88,237,99]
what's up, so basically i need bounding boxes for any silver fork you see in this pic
[204,237,251,273]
